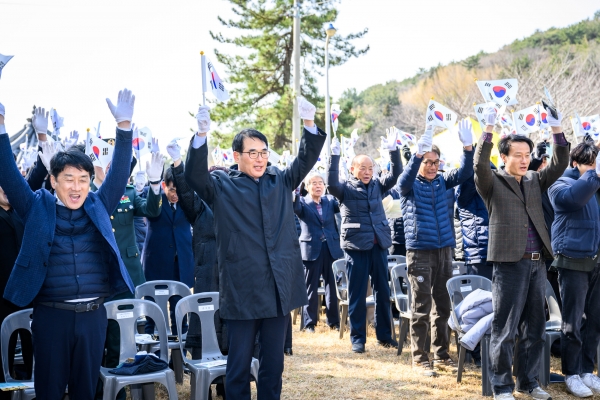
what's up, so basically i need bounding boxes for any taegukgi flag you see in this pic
[512,104,541,136]
[425,99,457,129]
[476,78,519,106]
[203,56,230,103]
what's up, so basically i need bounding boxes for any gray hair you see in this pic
[304,171,325,186]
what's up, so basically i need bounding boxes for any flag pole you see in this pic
[200,51,206,106]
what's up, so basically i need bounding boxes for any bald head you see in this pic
[350,154,374,184]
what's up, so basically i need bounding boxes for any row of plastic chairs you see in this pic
[0,286,258,400]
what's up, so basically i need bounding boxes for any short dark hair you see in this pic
[498,135,534,156]
[232,129,269,153]
[430,144,441,158]
[50,148,94,179]
[570,142,599,166]
[71,143,86,154]
[164,167,175,187]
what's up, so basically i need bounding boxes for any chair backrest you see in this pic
[390,264,411,315]
[387,255,406,271]
[0,309,33,383]
[446,275,492,332]
[451,261,467,276]
[545,280,562,330]
[104,299,168,363]
[175,292,224,363]
[135,280,192,335]
[331,259,348,302]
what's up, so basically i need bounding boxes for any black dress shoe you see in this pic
[284,347,293,356]
[377,339,399,348]
[352,343,365,353]
[329,324,340,331]
[304,324,315,333]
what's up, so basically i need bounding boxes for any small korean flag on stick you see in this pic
[86,129,114,168]
[133,127,153,159]
[476,78,519,106]
[201,52,229,104]
[425,99,457,129]
[331,104,342,136]
[570,113,600,138]
[512,104,541,136]
[0,54,13,79]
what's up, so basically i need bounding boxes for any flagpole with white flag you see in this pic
[200,51,207,106]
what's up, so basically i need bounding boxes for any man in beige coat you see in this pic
[474,106,569,400]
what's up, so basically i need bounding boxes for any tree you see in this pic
[208,0,369,150]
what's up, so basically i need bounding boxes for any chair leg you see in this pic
[172,348,184,384]
[481,335,493,397]
[142,382,155,399]
[399,318,409,353]
[457,344,466,383]
[339,305,348,340]
[390,305,397,342]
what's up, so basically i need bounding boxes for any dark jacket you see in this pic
[548,168,600,258]
[293,194,344,261]
[142,192,194,287]
[170,162,227,354]
[327,150,402,251]
[455,165,496,264]
[400,149,474,250]
[184,128,326,320]
[134,186,149,255]
[384,181,405,246]
[91,183,161,287]
[0,129,136,307]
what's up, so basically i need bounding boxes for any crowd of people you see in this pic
[0,87,599,400]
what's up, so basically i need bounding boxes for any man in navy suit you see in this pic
[142,167,194,335]
[294,171,343,331]
[0,90,136,400]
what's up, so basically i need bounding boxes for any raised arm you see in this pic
[326,152,345,202]
[399,154,421,196]
[474,107,497,200]
[171,158,205,226]
[443,148,475,189]
[538,108,569,191]
[293,190,306,218]
[97,89,135,214]
[0,103,35,218]
[548,170,600,212]
[379,148,402,193]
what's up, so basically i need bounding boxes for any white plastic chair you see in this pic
[0,309,34,400]
[175,292,259,400]
[390,263,411,356]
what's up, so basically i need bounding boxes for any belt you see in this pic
[39,298,104,313]
[522,252,541,261]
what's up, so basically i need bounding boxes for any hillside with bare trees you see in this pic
[339,12,600,155]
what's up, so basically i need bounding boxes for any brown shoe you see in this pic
[413,361,438,377]
[434,357,458,373]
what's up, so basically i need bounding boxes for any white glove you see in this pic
[32,107,49,135]
[545,107,562,127]
[38,140,58,171]
[457,119,474,147]
[483,106,497,126]
[151,137,160,153]
[146,152,165,183]
[106,88,135,123]
[382,127,399,151]
[330,136,341,156]
[541,130,550,141]
[596,152,600,176]
[65,130,79,150]
[196,106,211,133]
[417,125,434,155]
[297,96,316,121]
[166,139,181,161]
[0,102,5,117]
[134,170,147,192]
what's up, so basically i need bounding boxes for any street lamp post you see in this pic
[325,23,336,160]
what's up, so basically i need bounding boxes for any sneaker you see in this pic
[413,361,438,377]
[580,373,600,394]
[517,386,552,400]
[434,357,458,373]
[352,343,365,353]
[493,393,515,400]
[377,339,399,348]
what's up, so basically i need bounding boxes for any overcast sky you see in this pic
[1,0,598,147]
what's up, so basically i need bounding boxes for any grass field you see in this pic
[154,322,593,399]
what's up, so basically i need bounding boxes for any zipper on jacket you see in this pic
[431,181,441,246]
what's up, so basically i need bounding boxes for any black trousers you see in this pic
[226,314,286,400]
[32,303,107,400]
[302,241,340,327]
[558,266,600,375]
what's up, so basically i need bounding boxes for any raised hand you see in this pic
[151,137,160,153]
[146,152,165,183]
[330,136,341,156]
[382,126,399,150]
[32,107,49,135]
[38,140,59,171]
[417,125,434,155]
[457,118,474,147]
[166,139,181,162]
[65,130,79,150]
[297,96,316,121]
[483,106,497,127]
[106,88,135,125]
[196,106,211,134]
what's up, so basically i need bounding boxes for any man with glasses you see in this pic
[475,106,569,400]
[399,120,474,376]
[184,98,325,400]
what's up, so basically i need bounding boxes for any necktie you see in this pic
[170,203,176,213]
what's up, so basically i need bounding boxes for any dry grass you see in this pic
[153,323,597,399]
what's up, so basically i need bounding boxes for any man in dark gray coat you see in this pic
[184,98,325,400]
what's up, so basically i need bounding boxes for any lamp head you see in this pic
[325,23,337,38]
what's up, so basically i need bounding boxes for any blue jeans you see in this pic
[490,258,546,394]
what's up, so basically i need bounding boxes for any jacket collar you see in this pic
[497,168,527,204]
[304,195,327,219]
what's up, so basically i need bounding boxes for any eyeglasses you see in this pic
[423,160,440,167]
[241,151,271,159]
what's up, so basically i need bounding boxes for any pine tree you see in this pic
[208,0,368,151]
